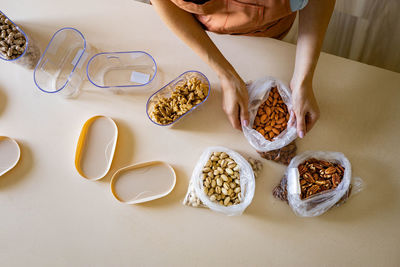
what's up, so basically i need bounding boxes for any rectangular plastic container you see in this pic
[86,51,158,94]
[146,70,211,127]
[34,27,96,98]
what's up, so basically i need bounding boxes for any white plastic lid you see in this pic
[75,116,118,181]
[110,161,176,204]
[0,136,20,176]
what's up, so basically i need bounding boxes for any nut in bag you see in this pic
[273,151,363,217]
[183,146,260,216]
[242,76,297,165]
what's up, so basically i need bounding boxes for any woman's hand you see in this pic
[289,0,335,138]
[151,0,251,131]
[290,80,320,138]
[219,72,250,130]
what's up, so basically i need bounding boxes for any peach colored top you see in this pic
[170,0,296,38]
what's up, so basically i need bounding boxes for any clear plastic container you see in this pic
[86,51,157,93]
[0,10,41,69]
[146,70,211,127]
[33,27,96,98]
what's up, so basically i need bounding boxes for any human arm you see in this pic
[290,0,336,138]
[151,0,249,130]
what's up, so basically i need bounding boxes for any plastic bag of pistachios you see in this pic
[273,151,363,217]
[183,146,261,216]
[242,76,298,164]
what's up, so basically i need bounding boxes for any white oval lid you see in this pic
[111,161,176,204]
[0,136,21,176]
[75,116,118,181]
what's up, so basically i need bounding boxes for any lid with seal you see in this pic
[0,136,20,176]
[75,116,118,181]
[111,161,176,204]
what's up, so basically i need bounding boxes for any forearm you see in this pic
[151,0,237,78]
[292,0,336,86]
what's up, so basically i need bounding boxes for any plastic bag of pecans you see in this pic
[183,146,262,216]
[242,76,298,164]
[273,151,363,217]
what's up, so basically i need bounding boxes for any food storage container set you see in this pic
[0,11,362,216]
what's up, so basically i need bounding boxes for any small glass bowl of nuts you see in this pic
[146,70,211,126]
[0,11,41,69]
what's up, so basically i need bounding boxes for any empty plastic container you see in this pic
[87,51,157,93]
[34,27,96,98]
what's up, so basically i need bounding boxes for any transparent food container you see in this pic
[146,71,211,127]
[0,10,41,69]
[87,51,157,93]
[34,27,96,98]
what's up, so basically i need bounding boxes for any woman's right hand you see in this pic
[219,72,250,131]
[151,0,250,131]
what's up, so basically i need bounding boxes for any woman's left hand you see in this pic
[290,80,320,138]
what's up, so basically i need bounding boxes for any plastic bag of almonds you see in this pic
[273,151,363,217]
[183,146,258,216]
[243,77,298,165]
[0,11,41,69]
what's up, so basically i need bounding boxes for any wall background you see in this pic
[285,0,400,73]
[137,0,400,73]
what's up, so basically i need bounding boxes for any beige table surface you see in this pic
[1,1,400,266]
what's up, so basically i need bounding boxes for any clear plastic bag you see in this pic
[242,76,297,164]
[183,146,256,216]
[274,151,363,217]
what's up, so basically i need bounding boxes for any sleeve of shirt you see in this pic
[290,0,308,12]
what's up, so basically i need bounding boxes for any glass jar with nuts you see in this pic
[0,11,41,69]
[146,71,210,126]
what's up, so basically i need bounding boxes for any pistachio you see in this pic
[199,151,243,206]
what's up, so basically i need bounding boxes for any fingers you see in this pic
[289,110,296,127]
[224,103,242,130]
[295,110,306,138]
[305,110,320,132]
[294,110,320,138]
[239,96,249,128]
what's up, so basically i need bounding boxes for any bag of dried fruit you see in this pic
[273,151,363,217]
[242,76,298,165]
[183,146,260,216]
